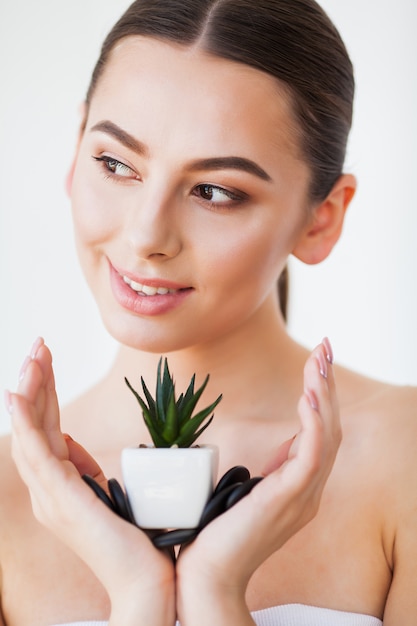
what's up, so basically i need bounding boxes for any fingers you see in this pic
[303,337,341,452]
[10,382,67,490]
[178,339,342,599]
[65,435,108,487]
[11,389,120,568]
[289,338,340,480]
[7,340,176,611]
[252,337,341,549]
[8,337,74,524]
[10,369,118,546]
[9,337,107,495]
[262,338,340,484]
[13,338,66,458]
[261,436,296,476]
[16,339,46,414]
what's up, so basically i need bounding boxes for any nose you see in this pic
[126,187,182,261]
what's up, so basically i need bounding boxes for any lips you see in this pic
[109,263,193,316]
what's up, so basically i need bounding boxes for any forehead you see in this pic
[87,36,302,163]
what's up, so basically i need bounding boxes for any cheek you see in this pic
[70,167,119,247]
[200,220,286,301]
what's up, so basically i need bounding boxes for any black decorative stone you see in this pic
[82,465,263,551]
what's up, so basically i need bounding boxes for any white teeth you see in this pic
[122,275,177,296]
[130,279,144,291]
[142,284,158,296]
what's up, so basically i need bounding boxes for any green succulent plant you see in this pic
[125,357,222,448]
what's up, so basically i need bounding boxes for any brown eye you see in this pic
[193,184,246,206]
[92,155,139,180]
[199,185,216,200]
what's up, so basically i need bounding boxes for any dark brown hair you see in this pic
[87,0,354,204]
[85,0,355,319]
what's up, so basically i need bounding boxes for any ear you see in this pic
[65,102,88,197]
[292,174,356,265]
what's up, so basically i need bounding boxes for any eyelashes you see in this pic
[92,155,139,181]
[91,155,249,209]
[191,183,248,208]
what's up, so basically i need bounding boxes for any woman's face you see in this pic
[70,37,312,353]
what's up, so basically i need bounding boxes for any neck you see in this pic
[64,293,308,462]
[107,293,305,416]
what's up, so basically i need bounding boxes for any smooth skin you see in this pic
[8,337,338,626]
[1,37,417,625]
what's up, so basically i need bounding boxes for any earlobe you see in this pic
[292,174,357,265]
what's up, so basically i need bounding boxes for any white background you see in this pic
[1,1,416,434]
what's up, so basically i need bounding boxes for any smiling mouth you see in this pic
[122,275,182,296]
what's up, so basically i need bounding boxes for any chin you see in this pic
[103,317,199,355]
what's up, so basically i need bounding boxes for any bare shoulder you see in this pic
[0,432,32,601]
[335,360,415,423]
[336,365,417,533]
[0,432,32,540]
[374,383,417,621]
[330,362,413,486]
[0,430,41,556]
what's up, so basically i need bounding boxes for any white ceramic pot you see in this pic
[121,445,219,529]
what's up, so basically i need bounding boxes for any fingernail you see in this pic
[63,433,74,442]
[317,350,328,379]
[322,337,334,364]
[4,390,13,415]
[305,388,319,411]
[30,336,44,359]
[19,355,31,382]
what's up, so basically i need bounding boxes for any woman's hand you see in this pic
[176,339,341,626]
[7,338,175,626]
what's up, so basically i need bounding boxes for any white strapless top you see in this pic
[52,603,383,625]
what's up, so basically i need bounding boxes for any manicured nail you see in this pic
[30,336,44,359]
[317,350,328,379]
[19,355,31,382]
[63,433,74,442]
[305,388,319,411]
[4,390,13,415]
[322,337,334,364]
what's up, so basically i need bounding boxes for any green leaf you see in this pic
[126,359,222,447]
[177,374,209,427]
[175,394,222,447]
[155,357,175,424]
[162,390,179,443]
[125,377,165,446]
[125,377,149,413]
[185,413,215,446]
[155,357,165,424]
[175,414,214,447]
[143,413,167,447]
[176,374,195,416]
[162,358,174,406]
[140,376,156,419]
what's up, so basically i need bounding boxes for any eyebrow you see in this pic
[90,120,272,182]
[91,120,148,156]
[188,156,272,182]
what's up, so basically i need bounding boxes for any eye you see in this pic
[192,184,247,208]
[92,155,139,181]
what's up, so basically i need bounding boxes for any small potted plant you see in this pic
[121,358,222,529]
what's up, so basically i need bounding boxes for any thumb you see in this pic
[64,435,107,486]
[261,435,297,476]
